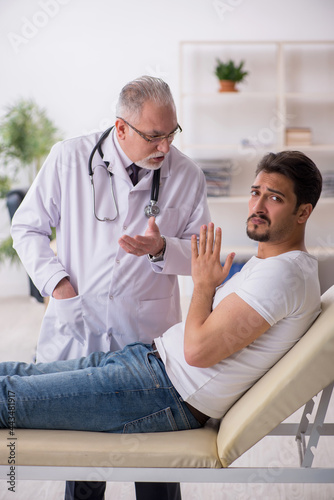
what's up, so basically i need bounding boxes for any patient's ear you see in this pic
[297,203,313,224]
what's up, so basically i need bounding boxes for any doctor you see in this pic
[11,76,210,500]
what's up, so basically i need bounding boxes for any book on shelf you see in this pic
[322,171,334,198]
[285,127,312,146]
[194,158,232,197]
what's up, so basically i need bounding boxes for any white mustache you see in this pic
[147,153,164,160]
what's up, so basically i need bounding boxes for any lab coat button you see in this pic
[116,259,120,264]
[109,295,113,300]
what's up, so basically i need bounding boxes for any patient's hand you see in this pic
[191,223,235,295]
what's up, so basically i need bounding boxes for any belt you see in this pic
[151,342,210,426]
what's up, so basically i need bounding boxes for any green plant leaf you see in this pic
[0,236,19,265]
[0,176,11,198]
[214,59,249,82]
[0,98,61,176]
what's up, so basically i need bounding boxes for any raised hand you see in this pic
[191,223,235,294]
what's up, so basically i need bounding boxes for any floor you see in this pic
[0,296,333,500]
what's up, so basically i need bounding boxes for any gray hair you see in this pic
[116,76,175,122]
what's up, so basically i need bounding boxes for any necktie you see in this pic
[129,163,140,186]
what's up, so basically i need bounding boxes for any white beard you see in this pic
[136,153,165,170]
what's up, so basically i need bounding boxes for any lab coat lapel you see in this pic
[101,132,131,184]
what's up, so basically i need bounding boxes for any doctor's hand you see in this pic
[191,223,235,296]
[118,217,165,257]
[52,277,77,300]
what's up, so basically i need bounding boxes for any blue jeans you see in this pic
[0,342,201,433]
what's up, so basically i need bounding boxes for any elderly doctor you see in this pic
[11,76,210,500]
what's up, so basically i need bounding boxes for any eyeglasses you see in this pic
[116,117,182,145]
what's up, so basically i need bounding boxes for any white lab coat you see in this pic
[11,131,210,362]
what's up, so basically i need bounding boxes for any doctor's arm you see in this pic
[184,223,270,369]
[11,144,70,297]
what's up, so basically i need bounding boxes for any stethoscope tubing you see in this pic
[88,127,161,221]
[88,126,114,176]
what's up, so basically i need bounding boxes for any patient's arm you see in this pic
[184,223,270,368]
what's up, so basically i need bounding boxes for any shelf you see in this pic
[219,246,334,260]
[181,91,279,98]
[208,196,334,204]
[185,144,334,152]
[180,40,334,154]
[283,144,334,152]
[208,196,248,203]
[185,144,277,151]
[284,92,334,99]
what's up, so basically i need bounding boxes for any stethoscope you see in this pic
[88,126,161,222]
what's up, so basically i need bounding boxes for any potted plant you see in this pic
[0,98,60,181]
[214,58,249,92]
[0,98,60,299]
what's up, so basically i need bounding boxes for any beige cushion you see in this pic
[0,423,221,468]
[217,284,334,467]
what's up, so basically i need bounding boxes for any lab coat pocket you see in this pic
[156,207,180,237]
[138,296,182,336]
[54,295,86,345]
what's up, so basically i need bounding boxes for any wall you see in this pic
[0,0,333,296]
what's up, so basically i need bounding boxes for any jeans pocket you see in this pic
[123,407,178,434]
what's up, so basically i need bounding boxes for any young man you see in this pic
[1,151,322,436]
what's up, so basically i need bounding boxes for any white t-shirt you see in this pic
[154,251,321,419]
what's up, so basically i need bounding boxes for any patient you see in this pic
[0,151,322,433]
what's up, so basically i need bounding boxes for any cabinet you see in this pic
[178,40,334,296]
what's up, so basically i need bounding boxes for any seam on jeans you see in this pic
[145,350,162,387]
[168,386,193,430]
[145,347,194,430]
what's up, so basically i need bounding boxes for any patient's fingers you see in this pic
[191,234,199,258]
[206,223,215,253]
[213,227,222,258]
[198,225,207,255]
[224,251,235,272]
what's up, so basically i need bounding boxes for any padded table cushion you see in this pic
[0,423,221,469]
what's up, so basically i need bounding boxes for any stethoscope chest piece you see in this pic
[144,200,160,218]
[144,168,161,218]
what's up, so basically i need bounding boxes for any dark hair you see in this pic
[256,151,322,209]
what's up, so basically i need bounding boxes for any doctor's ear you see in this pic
[115,118,126,140]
